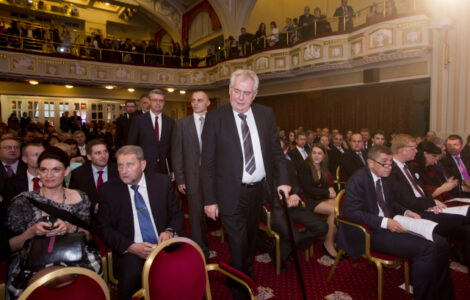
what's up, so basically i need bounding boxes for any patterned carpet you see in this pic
[196,217,470,300]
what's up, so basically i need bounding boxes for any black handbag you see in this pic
[26,232,86,268]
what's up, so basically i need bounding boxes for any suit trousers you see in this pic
[116,253,145,300]
[370,230,454,300]
[271,205,328,261]
[187,184,210,260]
[221,184,264,300]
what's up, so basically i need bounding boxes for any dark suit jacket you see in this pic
[201,103,289,215]
[95,173,183,254]
[287,147,305,166]
[2,171,28,207]
[334,5,354,31]
[461,144,470,159]
[115,113,135,148]
[389,162,435,212]
[0,160,26,194]
[328,146,344,175]
[295,161,330,200]
[69,162,119,208]
[171,114,201,194]
[437,154,470,196]
[339,150,366,181]
[336,167,406,258]
[127,112,174,174]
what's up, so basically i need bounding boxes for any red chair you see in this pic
[18,267,110,300]
[259,203,281,274]
[133,237,258,300]
[327,190,410,300]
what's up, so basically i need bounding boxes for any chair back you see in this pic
[334,189,346,223]
[18,267,109,300]
[142,237,209,300]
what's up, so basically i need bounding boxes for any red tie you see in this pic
[97,171,103,192]
[155,115,160,143]
[32,177,40,190]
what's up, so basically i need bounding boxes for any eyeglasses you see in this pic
[2,146,19,150]
[371,159,393,168]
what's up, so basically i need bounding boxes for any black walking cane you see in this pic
[279,190,307,300]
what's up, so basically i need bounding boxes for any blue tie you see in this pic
[131,185,158,244]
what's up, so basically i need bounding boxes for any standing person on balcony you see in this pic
[254,23,266,51]
[334,0,354,32]
[298,6,314,39]
[267,21,279,47]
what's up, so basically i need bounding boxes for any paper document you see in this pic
[393,215,438,242]
[440,205,470,216]
[445,198,470,204]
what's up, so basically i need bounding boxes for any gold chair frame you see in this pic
[327,189,410,300]
[133,237,257,300]
[18,267,110,300]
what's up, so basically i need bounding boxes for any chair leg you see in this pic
[327,248,344,282]
[310,245,314,257]
[305,249,309,262]
[404,260,410,293]
[272,232,281,275]
[102,257,108,283]
[221,226,225,243]
[376,262,383,300]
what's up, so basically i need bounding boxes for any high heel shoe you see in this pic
[322,243,337,260]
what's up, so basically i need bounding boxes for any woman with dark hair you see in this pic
[7,113,19,131]
[46,133,60,147]
[413,141,458,200]
[5,147,101,298]
[287,130,296,150]
[255,22,267,50]
[295,144,337,258]
[267,21,279,47]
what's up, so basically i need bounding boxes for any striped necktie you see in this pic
[238,114,256,175]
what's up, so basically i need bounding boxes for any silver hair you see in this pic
[148,88,165,98]
[116,145,145,161]
[229,69,259,92]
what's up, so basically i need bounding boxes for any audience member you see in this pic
[60,111,71,132]
[287,132,308,165]
[267,21,279,47]
[19,112,31,131]
[254,23,267,50]
[298,6,314,39]
[340,133,366,180]
[360,128,372,151]
[95,145,183,300]
[73,130,87,158]
[287,130,296,150]
[137,95,150,115]
[462,134,470,157]
[313,8,332,35]
[281,17,297,44]
[334,0,354,31]
[440,135,470,196]
[115,100,137,148]
[328,133,346,175]
[371,130,386,146]
[337,145,455,300]
[238,27,253,56]
[0,138,26,192]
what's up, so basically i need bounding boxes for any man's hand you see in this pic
[204,204,219,221]
[158,231,174,244]
[405,210,421,219]
[127,242,157,259]
[277,185,291,199]
[386,219,407,233]
[177,184,186,195]
[287,194,301,207]
[170,172,175,182]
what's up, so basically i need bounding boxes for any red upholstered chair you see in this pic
[327,190,410,300]
[133,237,258,300]
[259,203,281,275]
[18,267,110,300]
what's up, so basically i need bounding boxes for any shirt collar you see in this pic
[128,173,146,189]
[393,158,405,170]
[193,112,206,121]
[370,170,381,183]
[232,107,253,119]
[149,110,162,119]
[3,160,18,168]
[92,164,108,174]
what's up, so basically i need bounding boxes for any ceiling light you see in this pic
[65,85,74,89]
[105,85,115,90]
[105,2,110,6]
[180,90,186,94]
[167,88,174,93]
[29,80,39,85]
[128,88,135,92]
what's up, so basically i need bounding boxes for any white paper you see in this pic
[440,205,470,216]
[444,198,470,204]
[393,215,438,242]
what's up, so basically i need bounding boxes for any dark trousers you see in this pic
[116,253,145,300]
[220,184,264,300]
[371,230,454,300]
[271,205,328,261]
[187,185,210,260]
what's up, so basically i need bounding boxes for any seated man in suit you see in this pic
[371,130,386,147]
[340,133,366,181]
[328,133,345,175]
[73,130,87,158]
[390,134,470,274]
[360,128,372,151]
[337,145,455,300]
[69,139,118,213]
[128,89,175,175]
[440,134,470,196]
[0,138,26,192]
[95,145,183,300]
[287,132,308,166]
[2,143,44,206]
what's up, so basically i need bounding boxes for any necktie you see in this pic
[96,170,103,192]
[338,146,344,154]
[199,116,204,151]
[356,152,366,165]
[403,165,425,197]
[131,185,158,244]
[32,177,40,190]
[454,156,470,180]
[5,165,14,177]
[238,114,256,175]
[376,179,391,218]
[155,115,159,143]
[301,148,308,160]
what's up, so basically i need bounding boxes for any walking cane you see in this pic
[279,190,307,300]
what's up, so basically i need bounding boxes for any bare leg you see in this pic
[314,199,337,257]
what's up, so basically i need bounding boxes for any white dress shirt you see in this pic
[193,112,206,148]
[127,175,159,243]
[233,108,266,183]
[27,170,42,191]
[297,146,308,160]
[78,145,86,156]
[149,110,162,141]
[393,158,424,197]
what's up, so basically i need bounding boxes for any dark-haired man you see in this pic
[70,139,118,212]
[337,145,455,300]
[115,100,137,148]
[288,132,308,166]
[340,133,366,180]
[440,134,470,196]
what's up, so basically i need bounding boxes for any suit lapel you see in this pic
[145,174,161,232]
[365,170,379,214]
[145,113,157,142]
[187,116,200,154]
[224,106,243,158]
[86,164,97,190]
